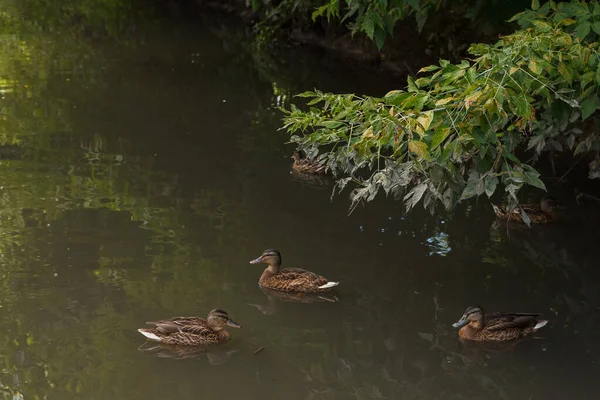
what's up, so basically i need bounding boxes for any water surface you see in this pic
[0,13,599,400]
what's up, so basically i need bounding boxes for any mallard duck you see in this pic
[292,151,327,174]
[249,249,339,293]
[452,306,548,341]
[137,309,241,346]
[491,196,558,224]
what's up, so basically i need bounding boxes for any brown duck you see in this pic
[292,151,327,174]
[491,196,558,224]
[249,249,339,293]
[137,309,241,346]
[452,306,548,341]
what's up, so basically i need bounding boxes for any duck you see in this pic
[137,309,241,346]
[249,249,339,293]
[452,305,548,341]
[292,150,327,174]
[491,196,558,224]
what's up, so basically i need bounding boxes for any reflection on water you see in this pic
[0,9,599,400]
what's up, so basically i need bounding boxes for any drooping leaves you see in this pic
[283,1,600,221]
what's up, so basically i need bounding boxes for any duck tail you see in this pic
[318,281,339,289]
[533,320,549,330]
[138,329,162,342]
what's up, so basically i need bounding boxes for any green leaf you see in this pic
[408,140,431,160]
[592,21,600,34]
[416,110,434,131]
[385,91,412,105]
[414,77,430,87]
[523,169,547,190]
[319,121,344,129]
[312,4,332,21]
[575,21,591,39]
[435,97,454,106]
[557,63,573,83]
[363,15,375,39]
[484,175,498,197]
[531,0,540,10]
[382,13,395,35]
[297,91,316,98]
[581,94,600,120]
[520,208,532,227]
[508,11,526,23]
[528,59,543,75]
[560,18,577,26]
[374,28,386,50]
[509,94,530,117]
[407,76,418,93]
[403,182,427,211]
[406,0,421,11]
[556,93,579,108]
[531,20,552,31]
[385,90,403,98]
[404,93,430,111]
[431,127,451,149]
[460,176,484,200]
[581,71,595,90]
[430,165,444,183]
[418,65,440,73]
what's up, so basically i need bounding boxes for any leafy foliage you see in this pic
[310,0,440,49]
[283,0,600,217]
[248,0,493,49]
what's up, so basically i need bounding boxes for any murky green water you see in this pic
[1,11,599,400]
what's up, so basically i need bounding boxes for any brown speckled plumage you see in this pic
[492,197,558,224]
[249,249,339,293]
[137,309,241,346]
[292,151,327,174]
[452,306,549,342]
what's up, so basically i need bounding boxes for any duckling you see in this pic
[292,151,327,174]
[137,309,241,346]
[249,249,339,293]
[452,306,548,341]
[492,196,558,224]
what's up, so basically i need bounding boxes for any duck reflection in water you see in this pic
[249,286,338,315]
[138,342,239,365]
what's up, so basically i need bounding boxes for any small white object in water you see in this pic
[318,282,339,289]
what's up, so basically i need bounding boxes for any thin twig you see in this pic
[558,154,586,182]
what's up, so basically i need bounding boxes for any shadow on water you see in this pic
[0,4,599,400]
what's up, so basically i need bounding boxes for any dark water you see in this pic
[1,13,599,400]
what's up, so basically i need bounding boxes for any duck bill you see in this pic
[226,319,242,328]
[249,256,262,264]
[452,316,469,329]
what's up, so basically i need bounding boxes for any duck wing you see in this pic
[146,316,207,334]
[484,312,541,331]
[278,267,328,288]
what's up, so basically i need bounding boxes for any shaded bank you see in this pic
[194,0,530,78]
